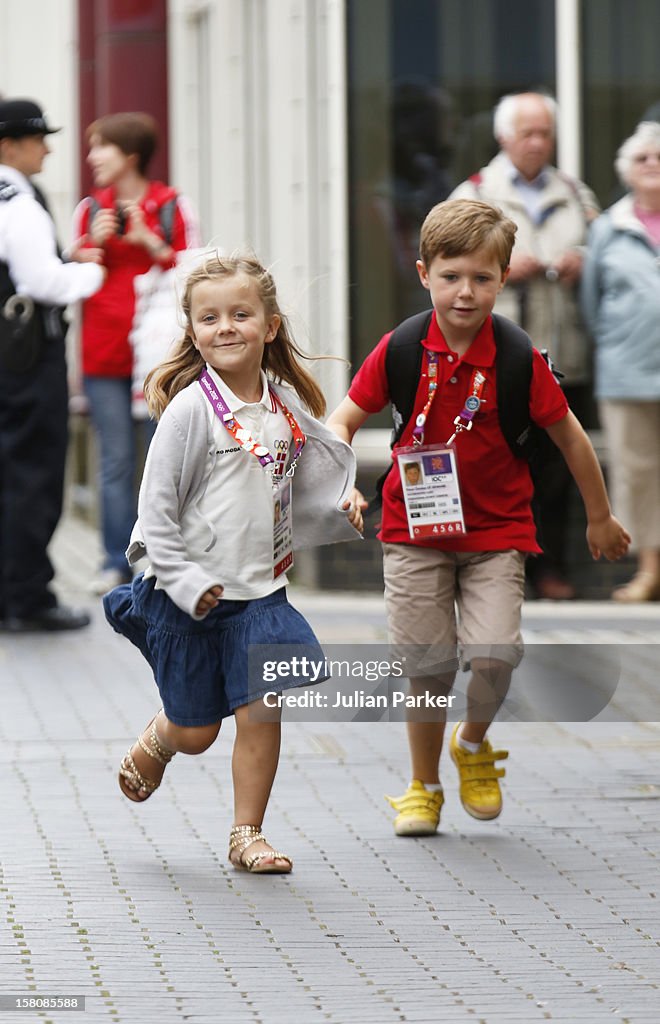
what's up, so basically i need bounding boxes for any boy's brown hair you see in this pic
[86,112,158,176]
[419,198,517,272]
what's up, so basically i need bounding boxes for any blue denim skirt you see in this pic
[103,574,325,726]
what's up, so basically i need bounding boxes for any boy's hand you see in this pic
[586,516,631,562]
[195,585,224,617]
[342,488,368,534]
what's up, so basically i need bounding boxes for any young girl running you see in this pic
[104,253,362,873]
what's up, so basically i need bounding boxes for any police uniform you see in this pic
[0,99,104,630]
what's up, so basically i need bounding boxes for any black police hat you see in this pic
[0,99,61,139]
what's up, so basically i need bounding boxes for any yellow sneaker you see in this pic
[449,723,508,820]
[385,780,444,836]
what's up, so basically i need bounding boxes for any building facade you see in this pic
[3,0,659,591]
[4,0,659,391]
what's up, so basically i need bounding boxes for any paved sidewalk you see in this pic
[0,517,658,1023]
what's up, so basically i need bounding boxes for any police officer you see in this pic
[0,98,104,630]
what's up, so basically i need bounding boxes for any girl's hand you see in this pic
[122,202,151,246]
[89,208,119,245]
[195,585,224,617]
[122,203,171,259]
[587,516,631,561]
[342,488,368,534]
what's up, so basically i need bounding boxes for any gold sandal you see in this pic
[118,712,176,803]
[228,824,293,874]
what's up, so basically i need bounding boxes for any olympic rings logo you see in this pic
[274,439,289,451]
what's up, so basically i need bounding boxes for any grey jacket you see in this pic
[127,379,360,617]
[580,194,660,400]
[451,152,599,384]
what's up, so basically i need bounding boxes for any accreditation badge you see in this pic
[396,444,466,539]
[273,478,294,578]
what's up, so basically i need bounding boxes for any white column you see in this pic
[323,0,350,408]
[555,0,582,178]
[249,0,350,403]
[1,0,78,239]
[168,1,349,405]
[168,0,250,249]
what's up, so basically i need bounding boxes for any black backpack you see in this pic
[373,310,562,509]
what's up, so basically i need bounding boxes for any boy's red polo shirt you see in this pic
[348,313,568,552]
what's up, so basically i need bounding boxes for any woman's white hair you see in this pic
[615,121,660,186]
[493,93,558,141]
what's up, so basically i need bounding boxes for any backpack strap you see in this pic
[371,309,555,517]
[492,313,564,460]
[385,309,537,460]
[157,197,177,245]
[87,196,101,222]
[384,309,434,448]
[85,195,177,244]
[491,313,535,459]
[369,310,432,514]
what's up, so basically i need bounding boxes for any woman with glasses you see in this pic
[582,122,660,601]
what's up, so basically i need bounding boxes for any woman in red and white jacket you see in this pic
[72,112,200,595]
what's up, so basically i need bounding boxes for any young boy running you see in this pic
[327,199,630,835]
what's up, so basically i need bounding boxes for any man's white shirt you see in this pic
[0,164,102,305]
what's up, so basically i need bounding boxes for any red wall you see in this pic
[77,0,169,197]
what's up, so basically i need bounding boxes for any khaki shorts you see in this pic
[382,543,525,675]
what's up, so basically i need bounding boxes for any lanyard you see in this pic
[411,351,486,446]
[411,351,439,445]
[446,368,487,446]
[199,370,306,481]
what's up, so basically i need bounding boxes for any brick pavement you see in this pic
[0,516,658,1023]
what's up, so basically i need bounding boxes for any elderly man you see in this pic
[0,98,104,630]
[451,92,600,600]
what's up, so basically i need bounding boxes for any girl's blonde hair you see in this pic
[144,254,326,419]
